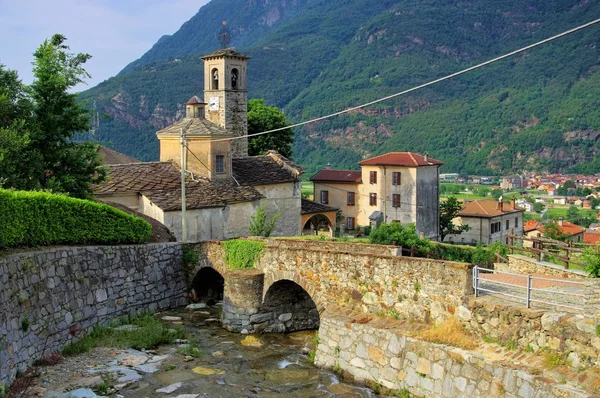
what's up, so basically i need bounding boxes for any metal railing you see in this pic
[473,266,586,312]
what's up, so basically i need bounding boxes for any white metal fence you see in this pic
[472,266,586,312]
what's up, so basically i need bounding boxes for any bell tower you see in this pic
[201,49,250,158]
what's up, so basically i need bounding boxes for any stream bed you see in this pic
[29,305,376,398]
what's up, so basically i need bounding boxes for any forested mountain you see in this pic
[79,0,600,177]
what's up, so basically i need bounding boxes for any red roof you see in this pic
[457,199,523,218]
[536,221,584,237]
[524,219,542,233]
[584,232,600,245]
[311,170,362,183]
[358,152,443,167]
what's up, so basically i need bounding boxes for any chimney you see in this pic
[497,195,503,212]
[424,152,429,162]
[510,198,516,209]
[558,219,564,227]
[325,163,332,170]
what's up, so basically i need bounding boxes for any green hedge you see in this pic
[0,189,152,248]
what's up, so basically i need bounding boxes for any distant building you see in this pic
[447,199,524,245]
[311,152,442,240]
[500,175,522,190]
[440,173,459,181]
[515,199,534,212]
[523,220,584,246]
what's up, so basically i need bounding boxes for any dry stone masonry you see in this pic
[316,312,592,398]
[0,243,187,386]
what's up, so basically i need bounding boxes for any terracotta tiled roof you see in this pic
[311,170,362,183]
[156,117,229,137]
[457,199,524,218]
[201,48,251,60]
[92,161,263,211]
[97,146,139,165]
[301,199,338,215]
[544,221,584,237]
[524,219,542,233]
[584,232,600,245]
[233,151,302,186]
[358,152,443,167]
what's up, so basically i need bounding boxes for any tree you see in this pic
[369,222,431,252]
[533,202,545,213]
[0,34,105,198]
[247,99,294,158]
[566,205,580,223]
[543,221,568,241]
[491,188,503,200]
[478,187,491,198]
[439,196,470,242]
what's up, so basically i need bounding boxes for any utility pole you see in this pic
[180,127,187,243]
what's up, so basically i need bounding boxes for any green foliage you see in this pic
[248,205,281,237]
[439,196,470,242]
[177,342,202,358]
[0,189,151,249]
[63,315,184,356]
[369,222,431,253]
[182,247,199,268]
[582,247,600,277]
[533,202,545,213]
[543,221,569,242]
[21,318,30,332]
[248,99,294,158]
[0,35,105,198]
[222,239,265,270]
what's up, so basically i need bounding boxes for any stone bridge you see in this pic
[186,238,473,334]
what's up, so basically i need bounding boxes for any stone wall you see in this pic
[0,243,187,386]
[316,312,590,398]
[505,255,588,280]
[190,240,473,329]
[459,300,600,367]
[259,238,403,257]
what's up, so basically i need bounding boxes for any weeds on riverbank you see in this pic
[63,315,185,356]
[417,318,475,349]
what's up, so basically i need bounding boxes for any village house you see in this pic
[515,198,534,212]
[523,219,585,247]
[93,49,333,242]
[446,198,524,245]
[311,152,442,240]
[500,175,522,190]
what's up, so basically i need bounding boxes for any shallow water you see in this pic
[118,305,375,398]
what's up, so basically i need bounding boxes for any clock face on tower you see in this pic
[209,97,219,111]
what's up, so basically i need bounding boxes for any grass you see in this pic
[177,342,202,358]
[63,315,185,356]
[542,352,569,369]
[482,335,518,350]
[417,318,475,349]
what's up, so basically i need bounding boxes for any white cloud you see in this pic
[0,0,209,90]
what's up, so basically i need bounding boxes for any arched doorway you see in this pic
[302,214,333,235]
[257,280,319,333]
[191,267,224,304]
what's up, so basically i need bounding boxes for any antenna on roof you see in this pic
[218,20,231,49]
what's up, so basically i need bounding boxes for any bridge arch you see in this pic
[190,267,224,304]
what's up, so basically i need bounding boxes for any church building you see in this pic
[93,48,331,241]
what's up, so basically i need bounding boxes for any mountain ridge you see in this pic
[79,0,600,177]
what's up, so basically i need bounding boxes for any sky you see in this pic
[0,0,210,91]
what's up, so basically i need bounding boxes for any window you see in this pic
[211,68,219,90]
[215,155,225,174]
[506,220,510,230]
[370,171,377,184]
[320,190,329,204]
[515,217,519,228]
[231,68,239,89]
[392,172,401,186]
[491,221,501,234]
[369,193,377,206]
[392,194,401,208]
[347,217,355,230]
[347,192,356,206]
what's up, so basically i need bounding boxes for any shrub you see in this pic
[582,247,600,277]
[0,189,151,248]
[369,223,431,253]
[248,205,280,237]
[222,239,265,270]
[418,318,475,349]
